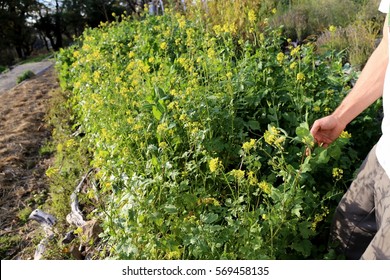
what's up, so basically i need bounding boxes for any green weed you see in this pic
[53,5,381,260]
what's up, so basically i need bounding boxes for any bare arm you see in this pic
[310,15,389,146]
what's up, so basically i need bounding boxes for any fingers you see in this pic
[309,120,320,136]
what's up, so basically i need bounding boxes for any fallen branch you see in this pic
[66,168,95,227]
[28,209,56,260]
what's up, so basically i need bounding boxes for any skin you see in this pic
[310,15,389,147]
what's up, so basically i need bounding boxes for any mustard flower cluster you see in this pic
[209,157,222,173]
[242,138,256,153]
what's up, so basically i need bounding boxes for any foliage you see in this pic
[273,0,384,69]
[316,20,381,69]
[55,8,382,260]
[16,70,35,83]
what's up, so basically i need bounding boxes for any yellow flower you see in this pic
[207,48,216,59]
[209,158,222,173]
[226,72,233,79]
[290,62,297,70]
[248,10,256,23]
[157,123,168,134]
[297,72,305,81]
[159,141,168,149]
[276,52,284,63]
[230,169,245,180]
[128,51,135,58]
[264,126,279,145]
[329,25,337,33]
[258,181,272,194]
[290,46,300,57]
[248,171,258,186]
[302,135,314,147]
[213,24,222,36]
[198,197,221,207]
[340,131,352,139]
[332,168,343,180]
[272,8,277,14]
[178,17,186,29]
[311,207,329,231]
[222,23,237,34]
[242,138,256,153]
[160,42,167,50]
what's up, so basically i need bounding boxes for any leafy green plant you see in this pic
[16,70,35,83]
[54,8,381,260]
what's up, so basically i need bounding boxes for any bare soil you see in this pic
[0,66,59,259]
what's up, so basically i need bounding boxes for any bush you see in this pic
[56,9,381,259]
[16,70,35,83]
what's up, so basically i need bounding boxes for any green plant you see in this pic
[16,70,35,83]
[17,207,33,224]
[54,7,381,260]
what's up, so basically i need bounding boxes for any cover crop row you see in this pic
[56,10,381,259]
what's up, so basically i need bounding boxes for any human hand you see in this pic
[310,115,346,148]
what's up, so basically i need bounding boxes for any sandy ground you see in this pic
[0,63,58,259]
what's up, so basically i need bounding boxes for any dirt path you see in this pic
[0,60,54,94]
[0,65,59,259]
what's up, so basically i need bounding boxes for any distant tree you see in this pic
[0,0,39,61]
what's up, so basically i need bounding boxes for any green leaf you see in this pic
[291,204,302,217]
[152,105,162,120]
[317,149,329,164]
[328,144,341,159]
[301,157,312,173]
[164,204,178,214]
[246,120,260,131]
[296,123,310,138]
[201,213,219,224]
[292,239,312,257]
[299,222,313,239]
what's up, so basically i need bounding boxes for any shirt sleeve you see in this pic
[379,0,390,13]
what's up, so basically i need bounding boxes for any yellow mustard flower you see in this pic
[340,131,352,139]
[230,169,245,180]
[226,72,233,79]
[242,138,256,153]
[290,61,297,70]
[213,24,222,36]
[248,171,258,186]
[128,51,135,58]
[248,9,256,23]
[329,25,337,33]
[290,45,300,57]
[297,72,305,81]
[276,52,285,63]
[159,141,168,149]
[209,157,222,173]
[160,42,167,50]
[157,123,168,135]
[332,168,343,180]
[264,126,279,145]
[258,181,272,194]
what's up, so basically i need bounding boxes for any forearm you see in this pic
[332,36,388,127]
